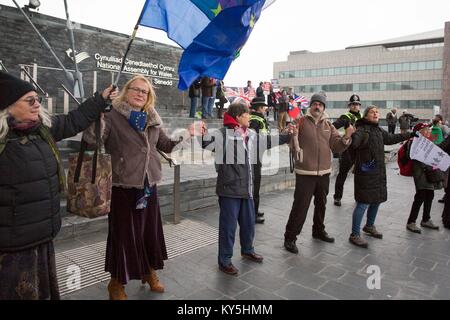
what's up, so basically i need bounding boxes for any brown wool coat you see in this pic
[83,102,190,188]
[291,109,351,176]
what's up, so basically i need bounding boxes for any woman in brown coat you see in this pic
[83,75,201,300]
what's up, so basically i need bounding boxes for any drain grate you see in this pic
[56,219,218,296]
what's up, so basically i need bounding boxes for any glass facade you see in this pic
[325,100,441,109]
[294,80,442,93]
[279,60,442,79]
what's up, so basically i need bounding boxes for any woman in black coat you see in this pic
[0,72,112,299]
[349,106,411,248]
[438,136,450,229]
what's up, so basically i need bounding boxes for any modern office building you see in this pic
[274,22,450,120]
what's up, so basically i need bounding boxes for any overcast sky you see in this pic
[2,0,450,87]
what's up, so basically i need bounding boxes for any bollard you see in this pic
[173,164,181,224]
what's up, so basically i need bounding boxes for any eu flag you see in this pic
[138,0,273,90]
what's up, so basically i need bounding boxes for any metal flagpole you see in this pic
[113,0,150,87]
[11,0,75,88]
[63,0,85,101]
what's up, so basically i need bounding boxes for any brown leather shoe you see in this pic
[142,268,165,293]
[241,252,264,263]
[219,263,239,275]
[108,278,127,300]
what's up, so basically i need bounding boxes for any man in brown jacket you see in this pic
[284,92,355,254]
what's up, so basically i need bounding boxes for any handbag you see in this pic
[424,166,445,183]
[67,119,112,218]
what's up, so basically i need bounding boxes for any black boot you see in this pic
[256,216,265,224]
[284,240,298,254]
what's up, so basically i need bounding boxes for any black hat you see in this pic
[250,97,267,109]
[348,94,361,106]
[309,92,327,108]
[0,72,36,110]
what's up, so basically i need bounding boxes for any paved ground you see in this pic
[56,159,450,300]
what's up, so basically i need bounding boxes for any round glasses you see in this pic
[128,87,149,95]
[20,96,43,106]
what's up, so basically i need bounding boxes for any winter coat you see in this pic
[386,111,397,126]
[83,102,190,188]
[351,118,410,204]
[0,93,107,252]
[201,77,215,97]
[188,79,201,98]
[291,109,351,176]
[412,159,444,191]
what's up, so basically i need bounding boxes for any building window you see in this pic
[279,60,442,79]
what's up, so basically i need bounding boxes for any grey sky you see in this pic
[1,0,450,87]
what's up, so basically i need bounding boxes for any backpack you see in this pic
[397,139,413,176]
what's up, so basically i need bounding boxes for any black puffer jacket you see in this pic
[0,93,107,252]
[351,119,410,204]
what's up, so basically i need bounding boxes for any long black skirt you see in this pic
[105,186,168,285]
[0,241,60,300]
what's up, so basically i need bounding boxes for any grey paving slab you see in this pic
[183,287,224,300]
[275,283,335,300]
[234,286,285,300]
[239,269,289,292]
[318,280,374,300]
[283,267,328,290]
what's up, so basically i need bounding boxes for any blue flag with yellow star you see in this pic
[138,0,273,90]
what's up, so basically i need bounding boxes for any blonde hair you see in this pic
[114,75,156,112]
[0,104,52,141]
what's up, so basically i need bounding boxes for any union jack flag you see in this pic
[294,95,309,109]
[224,86,255,106]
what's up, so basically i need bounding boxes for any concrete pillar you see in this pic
[442,21,450,121]
[93,71,97,94]
[64,91,69,114]
[47,97,53,114]
[32,63,38,83]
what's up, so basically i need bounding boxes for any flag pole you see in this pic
[11,0,75,89]
[63,0,85,101]
[113,0,150,87]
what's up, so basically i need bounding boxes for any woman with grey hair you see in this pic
[0,71,113,299]
[349,105,411,248]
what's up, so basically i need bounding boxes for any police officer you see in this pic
[249,97,293,223]
[249,97,270,224]
[333,94,362,206]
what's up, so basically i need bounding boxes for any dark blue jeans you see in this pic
[189,96,199,118]
[352,202,380,236]
[218,197,255,266]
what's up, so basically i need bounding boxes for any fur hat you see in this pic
[0,72,36,110]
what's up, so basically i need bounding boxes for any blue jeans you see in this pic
[202,96,213,117]
[218,197,255,266]
[352,202,380,236]
[189,96,199,118]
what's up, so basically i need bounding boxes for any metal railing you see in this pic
[157,150,181,224]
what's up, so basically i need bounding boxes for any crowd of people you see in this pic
[1,70,449,300]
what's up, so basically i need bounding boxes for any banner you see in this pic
[409,133,450,171]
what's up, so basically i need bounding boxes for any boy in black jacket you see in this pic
[202,103,264,276]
